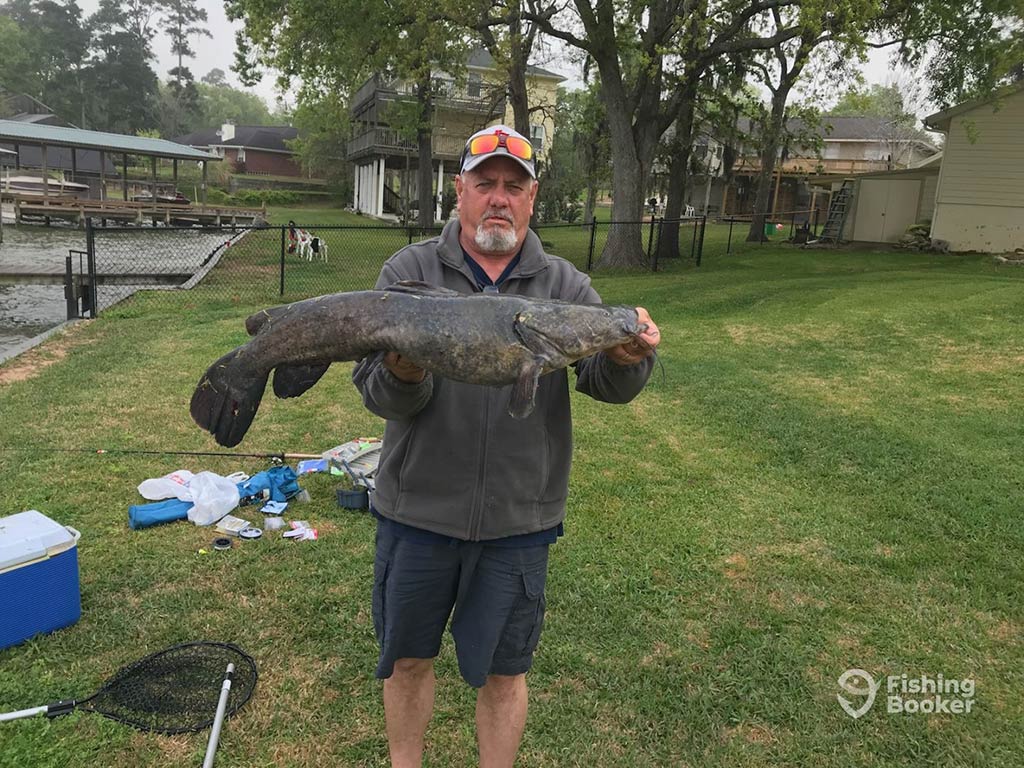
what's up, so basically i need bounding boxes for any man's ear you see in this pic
[528,178,538,216]
[455,174,465,207]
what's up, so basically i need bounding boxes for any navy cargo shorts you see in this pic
[372,521,549,688]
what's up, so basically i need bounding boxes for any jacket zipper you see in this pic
[468,374,491,540]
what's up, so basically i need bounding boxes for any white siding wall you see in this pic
[931,89,1024,251]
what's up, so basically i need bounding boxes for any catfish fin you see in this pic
[245,303,294,336]
[508,357,546,419]
[273,362,331,398]
[190,347,269,447]
[384,280,461,297]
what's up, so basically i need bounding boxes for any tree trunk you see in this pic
[416,74,435,228]
[746,88,789,242]
[658,97,697,261]
[506,11,530,136]
[595,80,656,268]
[584,174,597,225]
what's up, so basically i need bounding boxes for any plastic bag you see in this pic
[187,472,241,526]
[138,470,195,501]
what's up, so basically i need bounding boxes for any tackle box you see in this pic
[0,511,82,650]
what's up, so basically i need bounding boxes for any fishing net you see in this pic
[76,642,258,734]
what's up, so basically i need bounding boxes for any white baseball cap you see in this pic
[459,125,536,178]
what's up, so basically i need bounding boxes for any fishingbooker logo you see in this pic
[837,668,976,718]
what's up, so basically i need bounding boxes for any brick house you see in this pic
[173,123,302,177]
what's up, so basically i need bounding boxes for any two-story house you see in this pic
[347,50,564,220]
[683,116,939,218]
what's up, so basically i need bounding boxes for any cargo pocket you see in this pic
[498,566,546,661]
[520,568,547,656]
[372,538,393,646]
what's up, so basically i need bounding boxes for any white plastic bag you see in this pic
[187,472,241,526]
[138,470,195,501]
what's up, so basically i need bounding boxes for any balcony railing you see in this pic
[347,128,468,161]
[732,157,901,176]
[351,74,505,117]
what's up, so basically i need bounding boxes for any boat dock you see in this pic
[2,193,267,227]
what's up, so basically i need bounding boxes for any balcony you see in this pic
[347,127,468,162]
[351,74,506,118]
[732,157,900,176]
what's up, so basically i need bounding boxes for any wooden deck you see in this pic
[1,193,267,227]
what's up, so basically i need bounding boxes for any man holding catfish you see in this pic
[353,125,661,767]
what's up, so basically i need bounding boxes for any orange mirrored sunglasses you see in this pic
[467,131,534,162]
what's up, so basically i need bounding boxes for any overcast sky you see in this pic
[76,0,913,116]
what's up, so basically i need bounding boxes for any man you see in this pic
[352,125,660,768]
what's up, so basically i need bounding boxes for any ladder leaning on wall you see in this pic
[811,178,855,245]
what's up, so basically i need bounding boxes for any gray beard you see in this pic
[474,222,519,254]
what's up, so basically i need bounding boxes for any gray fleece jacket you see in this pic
[351,219,654,540]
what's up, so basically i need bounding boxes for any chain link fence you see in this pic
[69,217,706,318]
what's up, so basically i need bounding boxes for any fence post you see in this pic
[696,216,706,267]
[408,226,414,246]
[690,216,698,261]
[587,217,597,272]
[790,211,796,240]
[727,218,734,255]
[652,219,662,272]
[64,254,78,319]
[85,218,97,317]
[646,216,656,266]
[812,207,820,238]
[279,225,285,296]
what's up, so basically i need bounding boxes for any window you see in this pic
[530,124,545,152]
[236,148,246,162]
[468,73,482,98]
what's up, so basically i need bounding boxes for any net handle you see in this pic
[202,663,235,768]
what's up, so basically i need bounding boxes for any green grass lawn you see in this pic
[1,241,1022,766]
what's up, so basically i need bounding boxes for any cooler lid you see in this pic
[0,510,77,572]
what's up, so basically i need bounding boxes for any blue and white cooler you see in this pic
[0,511,82,651]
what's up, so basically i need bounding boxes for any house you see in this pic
[687,116,939,218]
[347,49,565,220]
[173,123,302,177]
[922,85,1024,252]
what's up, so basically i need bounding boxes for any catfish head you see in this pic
[513,302,644,369]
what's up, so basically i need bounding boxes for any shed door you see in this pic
[880,180,923,241]
[852,179,923,242]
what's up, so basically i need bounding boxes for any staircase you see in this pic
[814,178,855,244]
[382,184,403,215]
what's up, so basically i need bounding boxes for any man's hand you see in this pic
[604,307,661,366]
[383,351,428,383]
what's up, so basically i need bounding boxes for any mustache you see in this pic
[480,208,513,225]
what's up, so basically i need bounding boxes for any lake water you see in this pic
[0,223,242,361]
[0,225,87,360]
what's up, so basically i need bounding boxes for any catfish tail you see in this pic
[190,347,269,447]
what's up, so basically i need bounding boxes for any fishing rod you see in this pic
[0,445,323,461]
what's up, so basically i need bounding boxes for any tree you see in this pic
[557,83,610,225]
[196,81,275,127]
[0,0,91,125]
[228,0,472,225]
[877,0,1024,108]
[86,0,161,133]
[0,15,39,99]
[526,0,819,267]
[161,0,210,85]
[201,68,228,87]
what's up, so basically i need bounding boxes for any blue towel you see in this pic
[129,497,194,530]
[237,465,301,503]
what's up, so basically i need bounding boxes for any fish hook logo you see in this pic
[837,669,878,719]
